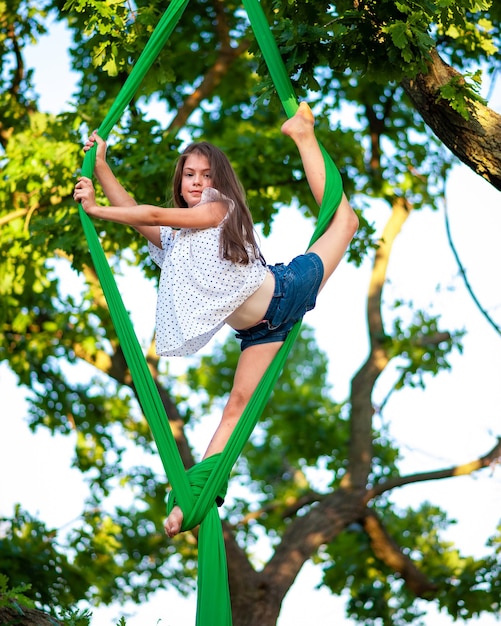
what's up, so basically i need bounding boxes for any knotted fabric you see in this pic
[166,454,228,529]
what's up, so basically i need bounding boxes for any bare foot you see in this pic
[164,505,184,538]
[280,101,326,207]
[281,101,315,139]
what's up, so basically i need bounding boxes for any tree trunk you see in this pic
[228,489,368,625]
[0,606,63,626]
[401,48,501,191]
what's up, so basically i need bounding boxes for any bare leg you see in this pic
[281,102,359,288]
[164,341,283,537]
[281,102,326,206]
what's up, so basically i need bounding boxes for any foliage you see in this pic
[0,572,35,612]
[0,0,500,625]
[0,569,96,625]
[0,506,88,608]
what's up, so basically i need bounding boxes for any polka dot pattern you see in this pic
[148,188,267,356]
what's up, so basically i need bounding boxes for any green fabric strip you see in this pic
[77,0,344,624]
[79,0,195,511]
[190,0,345,512]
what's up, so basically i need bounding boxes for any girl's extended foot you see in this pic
[281,101,315,139]
[164,505,184,538]
[281,102,325,207]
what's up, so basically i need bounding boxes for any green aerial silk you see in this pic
[78,1,344,624]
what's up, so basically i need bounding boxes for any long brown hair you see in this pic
[172,142,264,265]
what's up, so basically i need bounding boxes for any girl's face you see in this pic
[181,153,213,207]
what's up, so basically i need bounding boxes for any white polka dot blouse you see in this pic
[148,187,267,356]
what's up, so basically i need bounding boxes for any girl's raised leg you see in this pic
[281,103,358,289]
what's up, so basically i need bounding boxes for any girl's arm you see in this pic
[85,131,135,206]
[85,194,228,229]
[73,177,227,247]
[83,132,162,244]
[95,160,136,207]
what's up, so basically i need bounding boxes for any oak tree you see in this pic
[1,1,500,624]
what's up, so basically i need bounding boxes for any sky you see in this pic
[1,13,501,626]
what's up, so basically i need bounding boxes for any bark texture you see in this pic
[402,48,501,191]
[0,606,62,626]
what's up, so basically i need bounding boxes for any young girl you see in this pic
[74,102,359,537]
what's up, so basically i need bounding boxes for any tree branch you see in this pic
[377,330,453,414]
[345,195,413,488]
[263,488,366,601]
[0,606,62,626]
[0,209,27,227]
[168,1,250,132]
[145,346,195,467]
[366,437,501,500]
[233,490,323,528]
[363,508,437,597]
[443,194,501,336]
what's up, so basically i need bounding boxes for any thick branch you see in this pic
[234,490,323,528]
[346,196,412,488]
[0,208,27,227]
[145,345,195,467]
[225,489,365,625]
[363,509,437,597]
[366,437,501,500]
[364,91,396,173]
[224,522,265,622]
[262,488,366,601]
[401,48,501,191]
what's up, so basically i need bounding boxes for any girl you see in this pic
[74,102,359,536]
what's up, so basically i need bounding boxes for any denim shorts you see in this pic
[235,252,324,351]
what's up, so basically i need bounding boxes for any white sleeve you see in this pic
[148,225,174,267]
[198,187,235,214]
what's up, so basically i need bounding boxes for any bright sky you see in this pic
[1,14,500,626]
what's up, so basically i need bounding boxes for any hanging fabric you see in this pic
[78,1,343,623]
